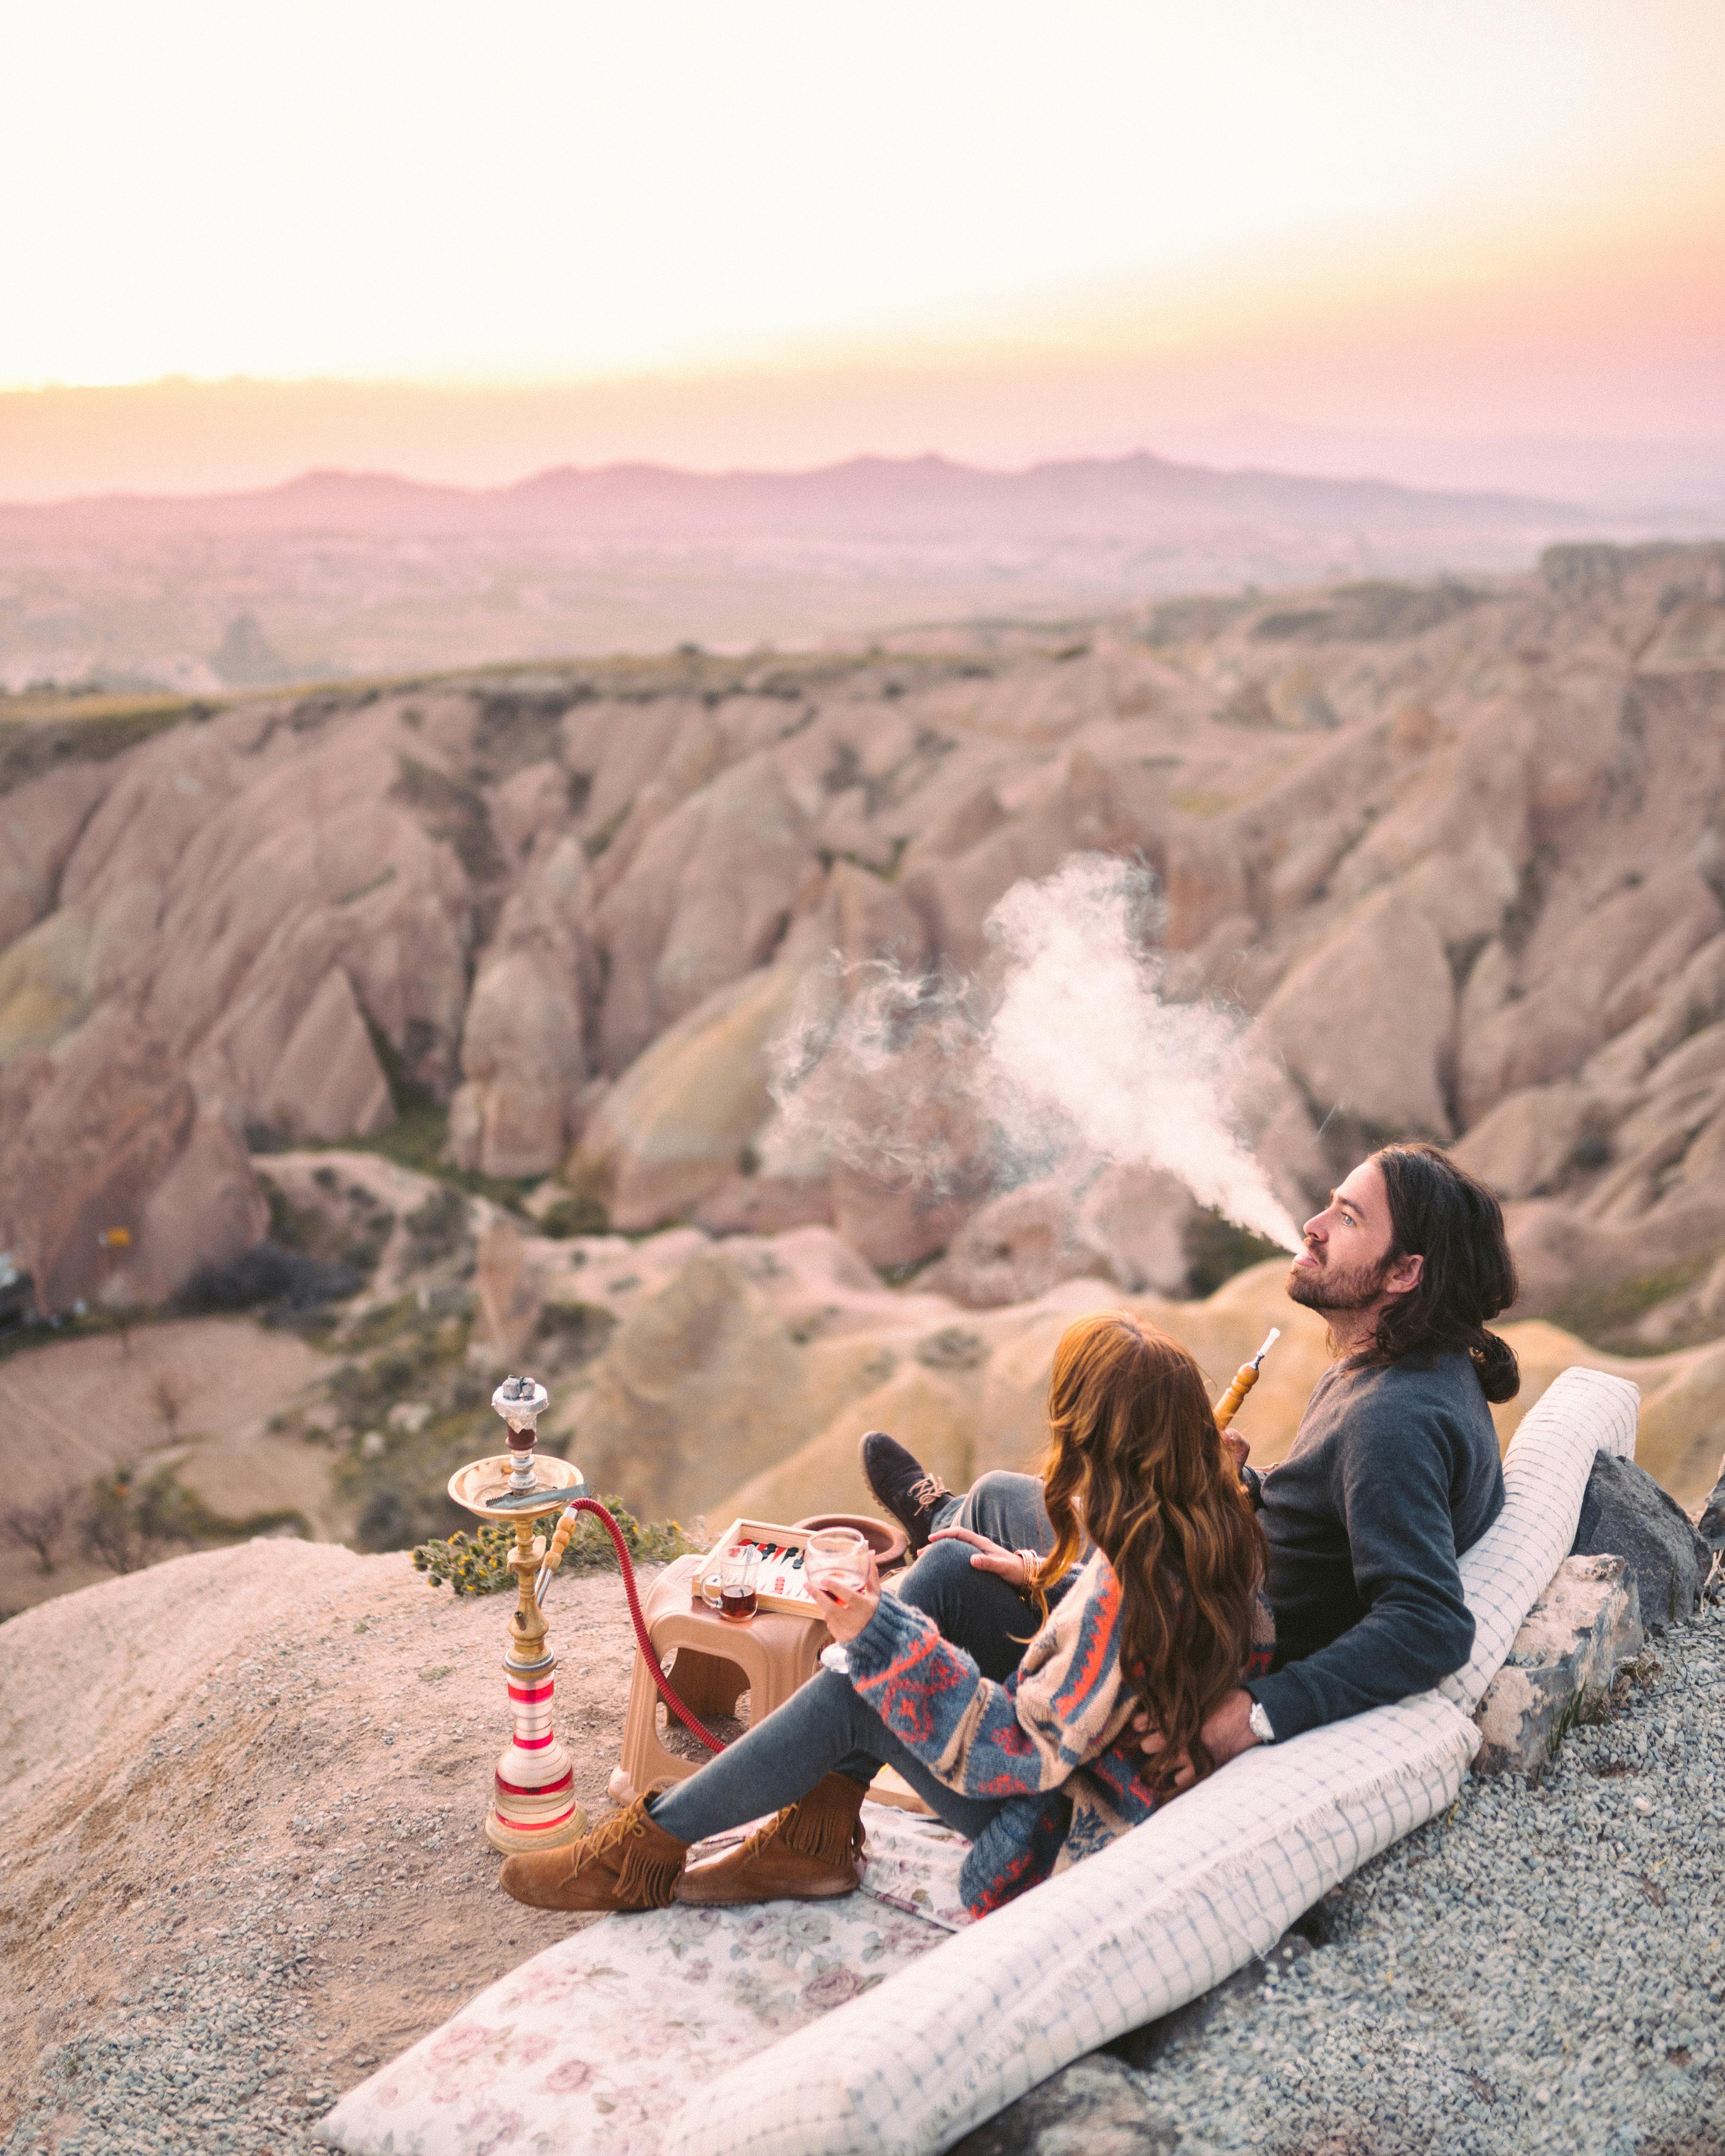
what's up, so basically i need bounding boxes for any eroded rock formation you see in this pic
[3,542,1724,1329]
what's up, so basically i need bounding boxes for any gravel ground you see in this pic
[5,1562,1718,2156]
[962,1597,1725,2156]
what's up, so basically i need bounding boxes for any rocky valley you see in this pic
[3,538,1725,1607]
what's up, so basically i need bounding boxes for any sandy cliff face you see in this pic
[2,542,1723,1344]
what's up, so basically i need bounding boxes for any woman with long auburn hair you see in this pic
[500,1311,1273,1922]
[1031,1310,1273,1792]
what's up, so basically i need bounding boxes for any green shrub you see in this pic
[410,1497,697,1595]
[539,1194,610,1238]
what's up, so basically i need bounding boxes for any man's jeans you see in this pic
[648,1473,1055,1846]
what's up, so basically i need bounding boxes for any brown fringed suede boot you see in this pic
[677,1773,869,1905]
[498,1796,687,1913]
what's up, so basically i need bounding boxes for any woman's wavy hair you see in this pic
[1363,1141,1520,1404]
[1026,1313,1267,1794]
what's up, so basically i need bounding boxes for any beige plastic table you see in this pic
[613,1552,932,1815]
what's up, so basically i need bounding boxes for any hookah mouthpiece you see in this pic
[534,1495,592,1606]
[1214,1328,1280,1429]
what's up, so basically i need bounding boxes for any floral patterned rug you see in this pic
[317,1807,970,2156]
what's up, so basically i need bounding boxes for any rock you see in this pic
[899,749,1152,974]
[1450,1082,1606,1201]
[1077,1163,1196,1297]
[259,965,394,1142]
[0,1004,268,1310]
[947,2053,1176,2156]
[568,1247,815,1523]
[927,1178,1107,1307]
[574,697,729,899]
[593,753,815,1073]
[927,1165,1193,1308]
[135,1104,276,1308]
[0,762,110,952]
[572,965,801,1231]
[692,1170,833,1236]
[1569,1451,1712,1628]
[1251,887,1455,1138]
[474,1216,542,1365]
[9,561,1725,1363]
[826,859,931,972]
[1329,699,1531,915]
[67,702,476,1124]
[1472,1554,1644,1775]
[1694,1451,1725,1557]
[718,1357,980,1528]
[449,834,594,1177]
[0,906,94,1064]
[830,1166,974,1275]
[1458,873,1722,1126]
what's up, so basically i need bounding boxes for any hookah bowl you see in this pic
[446,1376,588,1855]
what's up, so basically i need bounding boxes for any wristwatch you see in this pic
[1247,1699,1276,1745]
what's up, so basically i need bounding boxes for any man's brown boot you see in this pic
[499,1796,687,1913]
[677,1773,869,1906]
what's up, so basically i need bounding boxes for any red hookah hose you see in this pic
[557,1497,725,1755]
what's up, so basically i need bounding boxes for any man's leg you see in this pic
[889,1534,1038,1682]
[648,1667,1002,1845]
[953,1469,1054,1555]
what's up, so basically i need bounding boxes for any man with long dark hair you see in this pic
[1141,1139,1516,1783]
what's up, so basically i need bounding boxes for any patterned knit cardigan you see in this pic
[845,1551,1275,1917]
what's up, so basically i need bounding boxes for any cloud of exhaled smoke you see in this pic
[767,853,1301,1250]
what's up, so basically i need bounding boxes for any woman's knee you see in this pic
[895,1534,978,1615]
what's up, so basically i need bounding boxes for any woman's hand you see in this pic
[927,1525,1035,1593]
[808,1551,881,1643]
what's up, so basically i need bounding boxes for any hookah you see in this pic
[446,1376,590,1853]
[448,1375,727,1859]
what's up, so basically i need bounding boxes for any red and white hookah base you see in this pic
[484,1377,588,1856]
[488,1598,583,1854]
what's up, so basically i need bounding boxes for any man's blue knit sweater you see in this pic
[1242,1348,1505,1740]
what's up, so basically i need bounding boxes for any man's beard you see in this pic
[1286,1249,1393,1313]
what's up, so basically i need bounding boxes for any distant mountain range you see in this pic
[0,448,1593,541]
[0,448,1702,690]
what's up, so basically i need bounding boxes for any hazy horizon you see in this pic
[3,4,1720,503]
[3,387,1723,518]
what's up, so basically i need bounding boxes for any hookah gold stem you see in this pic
[1214,1326,1281,1429]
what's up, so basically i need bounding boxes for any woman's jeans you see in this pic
[648,1472,1053,1847]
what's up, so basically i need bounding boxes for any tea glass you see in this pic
[716,1539,761,1620]
[803,1526,870,1598]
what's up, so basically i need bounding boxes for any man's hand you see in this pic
[808,1551,881,1643]
[1221,1428,1251,1479]
[1135,1687,1260,1789]
[928,1525,1032,1592]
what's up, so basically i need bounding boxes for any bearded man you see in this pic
[861,1141,1516,1786]
[1157,1139,1517,1777]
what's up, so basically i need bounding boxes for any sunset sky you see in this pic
[3,0,1721,498]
